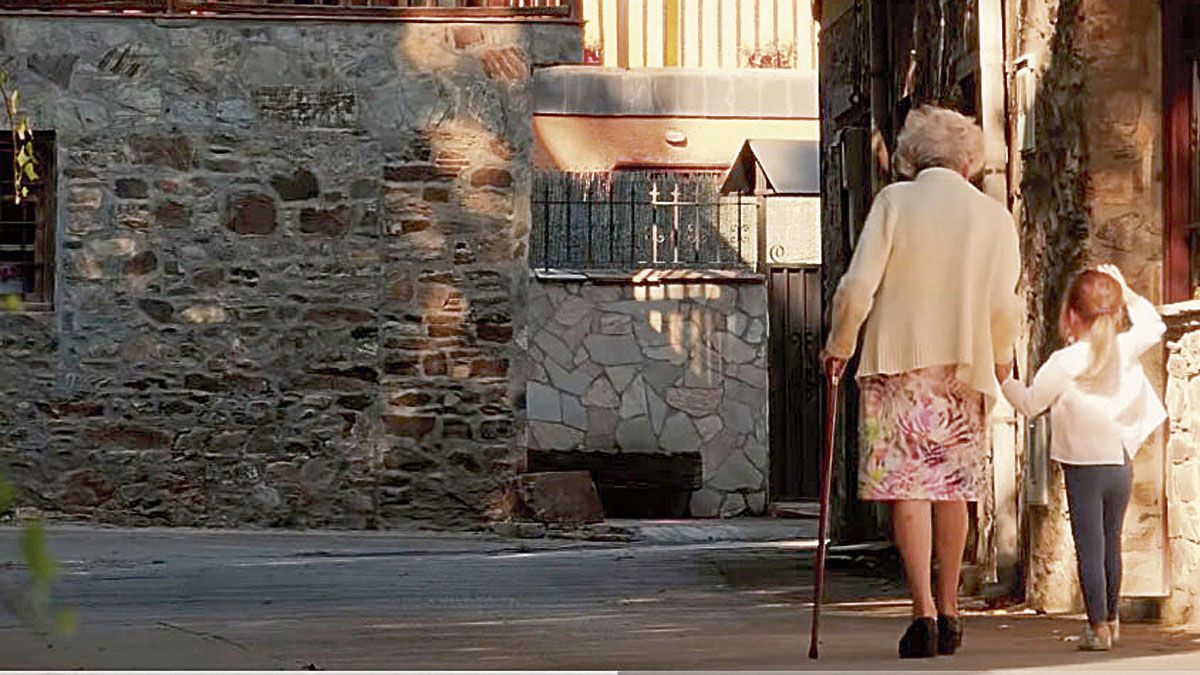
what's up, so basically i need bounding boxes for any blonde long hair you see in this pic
[1061,270,1126,388]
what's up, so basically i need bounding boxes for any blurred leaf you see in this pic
[6,90,17,115]
[1,295,22,312]
[0,469,74,635]
[20,520,58,591]
[23,161,37,182]
[0,474,13,511]
[54,609,78,636]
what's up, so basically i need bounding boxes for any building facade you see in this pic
[0,0,825,528]
[0,1,582,529]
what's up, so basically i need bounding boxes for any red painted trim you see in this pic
[1164,0,1195,302]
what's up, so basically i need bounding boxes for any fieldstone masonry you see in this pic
[0,17,580,527]
[524,276,769,517]
[1161,303,1200,624]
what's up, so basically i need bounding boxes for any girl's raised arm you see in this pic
[1098,265,1165,360]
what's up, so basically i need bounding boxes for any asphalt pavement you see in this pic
[1,524,1199,671]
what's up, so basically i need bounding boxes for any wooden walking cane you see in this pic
[808,368,841,660]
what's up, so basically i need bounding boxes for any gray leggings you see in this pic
[1063,459,1133,625]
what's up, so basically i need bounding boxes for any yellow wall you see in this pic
[584,0,818,70]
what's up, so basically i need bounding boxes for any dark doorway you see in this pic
[767,265,824,502]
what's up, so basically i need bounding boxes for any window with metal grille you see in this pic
[0,132,54,309]
[531,169,756,271]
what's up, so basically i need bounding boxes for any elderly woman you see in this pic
[822,106,1022,659]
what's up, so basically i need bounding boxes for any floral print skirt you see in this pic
[858,365,986,501]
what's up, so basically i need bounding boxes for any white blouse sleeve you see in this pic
[1002,354,1071,419]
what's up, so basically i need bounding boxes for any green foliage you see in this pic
[21,521,57,592]
[0,69,28,314]
[0,473,74,636]
[0,67,38,204]
[0,474,14,514]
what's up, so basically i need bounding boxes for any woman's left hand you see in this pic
[995,361,1014,383]
[820,349,847,383]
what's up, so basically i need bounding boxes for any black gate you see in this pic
[768,265,824,502]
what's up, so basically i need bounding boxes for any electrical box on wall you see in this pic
[1025,413,1051,507]
[1014,55,1038,154]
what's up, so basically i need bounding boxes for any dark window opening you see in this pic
[527,449,701,518]
[0,132,54,309]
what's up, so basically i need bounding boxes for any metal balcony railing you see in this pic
[531,170,756,271]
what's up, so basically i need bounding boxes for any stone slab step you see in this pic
[606,517,817,544]
[768,501,820,519]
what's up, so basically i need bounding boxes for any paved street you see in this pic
[2,524,1200,671]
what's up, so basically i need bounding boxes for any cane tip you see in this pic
[808,646,818,659]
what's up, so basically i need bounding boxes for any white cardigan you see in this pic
[825,168,1023,406]
[1001,291,1167,466]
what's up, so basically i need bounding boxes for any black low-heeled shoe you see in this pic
[898,617,938,658]
[937,615,963,655]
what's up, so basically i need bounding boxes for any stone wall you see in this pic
[524,274,769,517]
[1162,304,1200,625]
[1012,0,1168,608]
[0,17,581,528]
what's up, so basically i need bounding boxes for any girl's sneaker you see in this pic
[1079,624,1113,652]
[1107,618,1120,645]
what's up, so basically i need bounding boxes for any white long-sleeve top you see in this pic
[1001,291,1167,466]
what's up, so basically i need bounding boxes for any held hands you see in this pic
[820,349,847,384]
[994,361,1014,383]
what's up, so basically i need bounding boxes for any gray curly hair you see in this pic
[893,105,985,179]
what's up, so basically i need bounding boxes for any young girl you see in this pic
[1001,264,1166,651]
